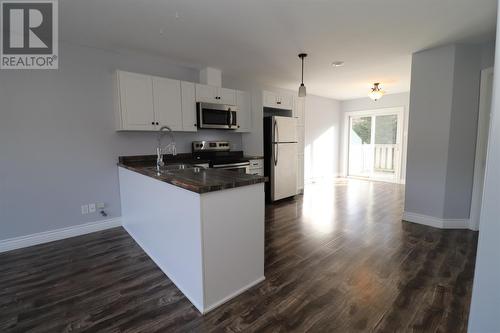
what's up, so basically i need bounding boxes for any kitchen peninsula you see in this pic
[118,155,266,314]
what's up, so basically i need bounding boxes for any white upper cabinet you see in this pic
[293,97,305,126]
[181,81,198,132]
[195,84,218,103]
[195,84,236,105]
[152,76,183,131]
[219,88,237,105]
[116,70,197,132]
[116,71,155,131]
[236,90,251,132]
[280,93,294,110]
[263,90,294,110]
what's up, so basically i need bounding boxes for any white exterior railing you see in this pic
[374,144,396,172]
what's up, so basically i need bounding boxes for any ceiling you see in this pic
[60,0,497,100]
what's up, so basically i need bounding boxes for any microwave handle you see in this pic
[229,109,233,129]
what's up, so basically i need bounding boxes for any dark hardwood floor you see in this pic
[0,179,478,332]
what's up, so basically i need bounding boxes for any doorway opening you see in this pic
[470,67,494,231]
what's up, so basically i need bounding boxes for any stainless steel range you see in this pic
[192,141,250,174]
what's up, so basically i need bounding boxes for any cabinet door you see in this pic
[118,71,155,130]
[181,81,197,132]
[152,76,183,131]
[263,90,278,108]
[293,96,305,126]
[195,84,218,103]
[219,88,236,105]
[236,90,251,132]
[279,93,294,110]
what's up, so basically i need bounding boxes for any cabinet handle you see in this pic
[156,122,159,125]
[194,124,197,127]
[151,122,155,125]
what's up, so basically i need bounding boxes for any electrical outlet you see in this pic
[89,203,96,213]
[81,205,89,215]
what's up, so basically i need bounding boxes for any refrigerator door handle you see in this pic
[274,144,278,166]
[274,119,279,143]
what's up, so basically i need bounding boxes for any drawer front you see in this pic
[248,168,264,176]
[249,159,263,168]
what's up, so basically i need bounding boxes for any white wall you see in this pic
[340,92,410,182]
[468,7,500,331]
[0,42,244,240]
[304,95,342,182]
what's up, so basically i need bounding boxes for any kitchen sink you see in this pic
[147,164,205,174]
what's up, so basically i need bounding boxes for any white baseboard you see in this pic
[403,211,470,230]
[203,276,266,314]
[0,218,122,254]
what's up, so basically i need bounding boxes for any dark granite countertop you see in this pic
[244,155,264,160]
[118,155,267,194]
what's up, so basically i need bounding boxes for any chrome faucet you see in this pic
[156,126,176,173]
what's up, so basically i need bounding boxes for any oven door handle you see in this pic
[213,162,250,168]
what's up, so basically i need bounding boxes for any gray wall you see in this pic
[0,43,243,240]
[444,44,482,219]
[404,42,493,220]
[340,92,410,182]
[468,8,500,330]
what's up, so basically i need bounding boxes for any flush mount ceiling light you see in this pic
[298,53,307,97]
[331,61,345,67]
[369,82,385,101]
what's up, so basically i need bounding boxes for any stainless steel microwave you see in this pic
[197,102,238,130]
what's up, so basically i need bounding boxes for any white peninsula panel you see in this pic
[119,167,265,313]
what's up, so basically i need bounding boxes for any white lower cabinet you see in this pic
[249,168,264,176]
[248,159,264,176]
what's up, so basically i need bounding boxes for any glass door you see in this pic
[348,116,373,178]
[347,111,402,182]
[373,114,399,181]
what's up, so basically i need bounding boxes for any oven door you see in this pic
[212,162,250,174]
[197,103,238,129]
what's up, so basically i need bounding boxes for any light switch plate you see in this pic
[81,205,89,215]
[89,203,96,213]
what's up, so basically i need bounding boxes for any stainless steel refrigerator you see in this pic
[264,116,298,202]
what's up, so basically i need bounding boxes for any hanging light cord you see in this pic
[301,56,304,84]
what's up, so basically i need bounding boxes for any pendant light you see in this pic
[369,82,384,101]
[298,53,308,97]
